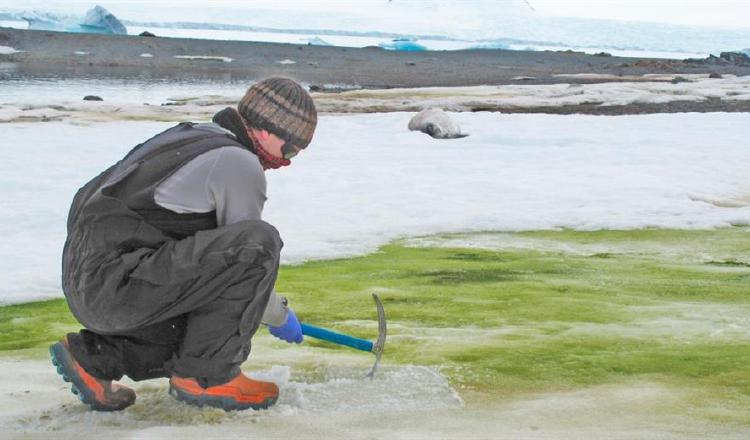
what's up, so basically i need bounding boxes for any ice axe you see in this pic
[300,294,387,379]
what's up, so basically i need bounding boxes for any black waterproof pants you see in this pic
[66,220,282,387]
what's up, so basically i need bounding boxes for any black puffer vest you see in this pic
[110,122,243,239]
[62,121,251,297]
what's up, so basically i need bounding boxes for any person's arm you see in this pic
[206,148,292,326]
[206,147,267,225]
[261,291,288,326]
[156,147,287,325]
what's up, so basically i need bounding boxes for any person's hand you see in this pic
[268,309,303,343]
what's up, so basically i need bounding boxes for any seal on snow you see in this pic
[408,108,468,139]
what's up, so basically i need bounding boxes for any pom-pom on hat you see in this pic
[238,77,317,149]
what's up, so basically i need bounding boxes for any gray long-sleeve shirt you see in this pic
[154,145,288,326]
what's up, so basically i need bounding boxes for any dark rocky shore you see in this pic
[2,27,750,116]
[2,27,749,88]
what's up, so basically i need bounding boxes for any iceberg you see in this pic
[80,5,127,35]
[22,5,126,35]
[378,38,427,51]
[21,11,80,32]
[307,37,332,46]
[467,41,511,50]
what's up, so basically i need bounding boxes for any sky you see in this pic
[531,0,750,28]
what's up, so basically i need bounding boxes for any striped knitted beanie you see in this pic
[238,77,317,149]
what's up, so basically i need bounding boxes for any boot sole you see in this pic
[168,383,278,411]
[49,342,132,412]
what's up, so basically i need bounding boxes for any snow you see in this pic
[173,55,233,63]
[1,111,749,304]
[0,45,21,54]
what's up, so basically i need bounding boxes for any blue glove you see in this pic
[268,309,303,344]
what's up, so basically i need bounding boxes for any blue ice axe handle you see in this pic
[299,294,387,379]
[300,323,373,352]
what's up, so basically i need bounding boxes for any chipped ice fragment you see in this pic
[174,55,233,63]
[0,45,22,55]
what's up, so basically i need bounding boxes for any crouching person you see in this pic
[50,78,316,411]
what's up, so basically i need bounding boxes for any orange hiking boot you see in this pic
[49,336,136,411]
[169,373,279,411]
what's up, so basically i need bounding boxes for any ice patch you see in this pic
[173,55,233,63]
[378,38,427,51]
[140,53,154,58]
[403,231,750,265]
[564,303,750,342]
[73,51,89,56]
[272,365,462,415]
[276,58,296,64]
[0,45,21,55]
[306,37,331,46]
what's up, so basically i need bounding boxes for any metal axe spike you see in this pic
[300,293,387,379]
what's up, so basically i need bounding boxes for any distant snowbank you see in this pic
[2,1,749,58]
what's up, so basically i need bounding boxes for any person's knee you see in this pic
[232,220,283,257]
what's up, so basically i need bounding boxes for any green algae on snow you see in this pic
[2,228,749,422]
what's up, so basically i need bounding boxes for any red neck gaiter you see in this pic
[249,130,291,170]
[239,116,291,170]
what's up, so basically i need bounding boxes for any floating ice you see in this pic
[307,37,332,46]
[80,5,127,35]
[20,5,126,35]
[20,10,79,32]
[0,45,21,54]
[173,55,233,63]
[379,38,427,51]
